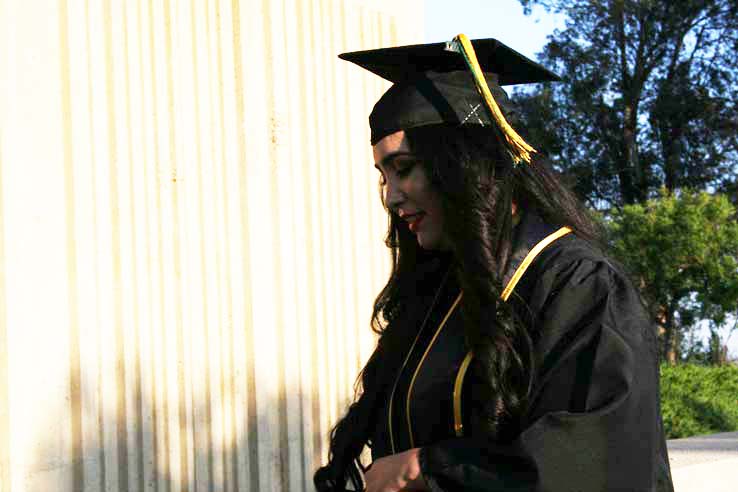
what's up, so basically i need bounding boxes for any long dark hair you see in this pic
[313,124,601,491]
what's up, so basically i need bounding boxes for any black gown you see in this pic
[368,213,674,492]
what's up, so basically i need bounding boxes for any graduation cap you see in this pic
[339,35,560,164]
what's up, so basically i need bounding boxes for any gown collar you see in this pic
[502,212,569,298]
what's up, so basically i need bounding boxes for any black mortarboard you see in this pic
[339,35,561,164]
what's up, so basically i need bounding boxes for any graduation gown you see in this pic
[368,213,674,491]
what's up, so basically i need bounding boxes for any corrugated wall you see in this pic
[0,1,423,491]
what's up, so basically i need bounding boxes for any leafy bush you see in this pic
[660,364,738,439]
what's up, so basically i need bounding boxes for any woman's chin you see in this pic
[416,233,440,251]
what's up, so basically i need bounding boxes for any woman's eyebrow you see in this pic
[375,151,414,168]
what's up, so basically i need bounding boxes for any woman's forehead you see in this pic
[373,130,409,165]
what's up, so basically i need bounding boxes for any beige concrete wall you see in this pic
[0,1,423,491]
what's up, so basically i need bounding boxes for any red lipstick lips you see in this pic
[407,213,425,233]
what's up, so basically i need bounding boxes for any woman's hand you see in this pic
[364,448,429,492]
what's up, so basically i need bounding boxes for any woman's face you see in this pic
[373,130,450,251]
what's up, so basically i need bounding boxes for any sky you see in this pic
[425,0,565,59]
[424,0,738,360]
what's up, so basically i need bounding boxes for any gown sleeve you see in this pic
[417,250,674,492]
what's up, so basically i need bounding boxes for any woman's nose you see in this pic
[385,180,406,211]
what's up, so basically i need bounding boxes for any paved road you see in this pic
[667,432,738,491]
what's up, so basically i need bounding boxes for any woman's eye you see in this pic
[394,159,417,177]
[396,166,412,177]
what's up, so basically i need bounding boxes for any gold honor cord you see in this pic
[405,292,463,449]
[500,226,573,301]
[453,352,474,435]
[388,266,454,454]
[446,33,537,165]
[452,226,574,436]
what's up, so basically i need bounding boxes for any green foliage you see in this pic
[660,363,738,438]
[608,190,738,359]
[610,190,738,321]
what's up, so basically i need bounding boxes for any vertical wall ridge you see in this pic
[58,1,85,490]
[228,1,260,490]
[211,0,239,488]
[264,0,292,489]
[101,0,132,488]
[187,0,214,489]
[0,145,9,492]
[118,0,147,487]
[0,10,11,486]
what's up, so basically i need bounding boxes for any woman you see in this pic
[314,36,673,492]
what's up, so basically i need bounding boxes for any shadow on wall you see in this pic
[24,359,339,492]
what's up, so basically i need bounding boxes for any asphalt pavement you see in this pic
[667,431,738,491]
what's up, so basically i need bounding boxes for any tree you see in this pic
[682,319,736,365]
[608,190,738,363]
[516,0,738,209]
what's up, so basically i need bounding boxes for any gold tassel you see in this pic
[447,34,537,165]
